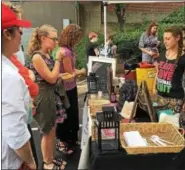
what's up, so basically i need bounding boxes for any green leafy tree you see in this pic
[161,6,184,24]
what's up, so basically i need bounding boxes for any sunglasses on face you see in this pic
[47,36,58,42]
[6,26,23,35]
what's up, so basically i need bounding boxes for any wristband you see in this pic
[55,59,61,62]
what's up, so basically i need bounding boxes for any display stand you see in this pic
[130,81,157,122]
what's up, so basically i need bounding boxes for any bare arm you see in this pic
[15,142,36,169]
[32,54,61,84]
[2,75,36,169]
[28,69,35,82]
[94,48,99,56]
[152,63,158,95]
[139,33,158,57]
[75,68,86,77]
[140,48,151,55]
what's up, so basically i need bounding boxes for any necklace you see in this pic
[165,51,177,61]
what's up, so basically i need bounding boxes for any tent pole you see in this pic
[103,2,108,57]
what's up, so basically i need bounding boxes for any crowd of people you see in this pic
[2,2,86,170]
[1,1,185,170]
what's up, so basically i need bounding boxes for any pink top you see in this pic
[60,47,76,91]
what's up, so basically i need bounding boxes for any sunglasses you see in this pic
[6,26,23,35]
[47,36,58,42]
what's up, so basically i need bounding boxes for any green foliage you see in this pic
[51,45,59,60]
[74,32,104,69]
[75,6,184,67]
[74,36,88,69]
[161,6,184,24]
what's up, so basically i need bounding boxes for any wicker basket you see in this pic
[88,99,110,117]
[120,123,185,155]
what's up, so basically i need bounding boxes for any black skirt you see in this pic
[56,86,79,142]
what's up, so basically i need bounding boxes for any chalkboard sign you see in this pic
[88,56,116,93]
[130,81,157,122]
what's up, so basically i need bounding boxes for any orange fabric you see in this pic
[10,55,39,98]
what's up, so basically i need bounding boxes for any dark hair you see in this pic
[107,35,113,41]
[146,22,158,36]
[2,26,20,38]
[164,26,183,62]
[59,24,82,48]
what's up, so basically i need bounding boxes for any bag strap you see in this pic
[31,51,47,60]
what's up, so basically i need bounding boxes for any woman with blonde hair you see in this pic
[28,24,67,169]
[55,24,86,154]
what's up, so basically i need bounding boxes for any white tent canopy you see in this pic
[102,0,184,45]
[105,1,184,4]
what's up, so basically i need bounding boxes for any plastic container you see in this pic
[136,67,156,95]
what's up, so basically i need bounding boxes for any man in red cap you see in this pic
[2,3,36,170]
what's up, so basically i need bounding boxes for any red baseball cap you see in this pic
[2,3,32,30]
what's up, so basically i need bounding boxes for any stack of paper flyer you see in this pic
[123,131,147,147]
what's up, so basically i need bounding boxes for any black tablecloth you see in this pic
[89,141,185,170]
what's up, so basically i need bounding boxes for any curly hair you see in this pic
[58,24,82,48]
[146,22,158,36]
[28,24,57,56]
[2,1,22,17]
[164,26,183,62]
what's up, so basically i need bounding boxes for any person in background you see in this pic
[2,1,39,168]
[2,3,36,169]
[153,26,185,128]
[55,24,86,154]
[86,31,99,61]
[28,25,67,170]
[139,22,160,63]
[99,35,117,58]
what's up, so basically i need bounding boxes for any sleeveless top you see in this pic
[60,47,76,91]
[30,52,55,84]
[29,52,67,124]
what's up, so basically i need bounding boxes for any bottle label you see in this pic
[111,94,116,102]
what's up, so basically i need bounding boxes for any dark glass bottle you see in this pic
[110,86,116,103]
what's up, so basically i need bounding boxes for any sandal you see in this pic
[56,141,74,155]
[53,158,67,166]
[43,161,65,170]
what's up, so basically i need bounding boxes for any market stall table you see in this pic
[78,99,185,170]
[89,141,185,170]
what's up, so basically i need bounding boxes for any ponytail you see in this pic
[164,26,183,63]
[28,24,57,56]
[28,27,40,56]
